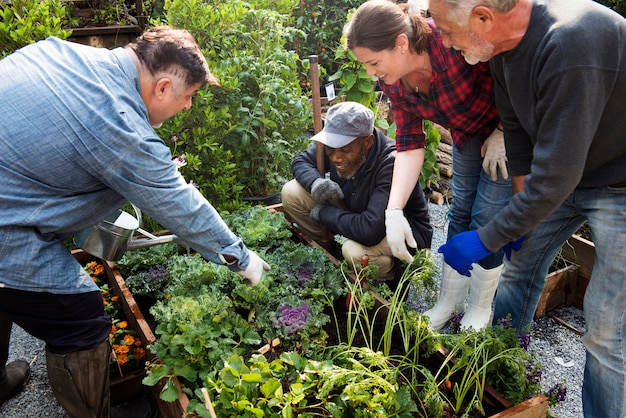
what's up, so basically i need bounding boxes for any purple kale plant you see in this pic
[286,264,316,286]
[272,303,311,335]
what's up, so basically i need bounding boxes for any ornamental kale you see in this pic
[225,206,292,249]
[272,303,311,335]
[124,263,170,299]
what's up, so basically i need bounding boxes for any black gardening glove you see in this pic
[311,178,344,206]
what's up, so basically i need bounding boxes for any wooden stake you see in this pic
[201,387,218,418]
[309,55,324,175]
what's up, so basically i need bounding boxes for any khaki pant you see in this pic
[281,179,395,279]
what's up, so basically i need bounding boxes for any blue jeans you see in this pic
[493,185,626,418]
[448,135,512,269]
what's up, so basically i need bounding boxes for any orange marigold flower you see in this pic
[111,296,118,302]
[134,347,146,359]
[134,339,142,347]
[116,353,128,365]
[116,345,130,354]
[111,325,116,332]
[124,335,135,345]
[118,321,127,329]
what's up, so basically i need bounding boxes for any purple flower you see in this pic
[518,333,531,351]
[545,382,567,404]
[273,303,311,335]
[526,360,542,385]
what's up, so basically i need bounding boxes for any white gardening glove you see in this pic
[238,250,271,286]
[481,128,509,181]
[311,178,344,206]
[385,209,417,263]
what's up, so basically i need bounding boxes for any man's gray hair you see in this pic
[433,0,518,26]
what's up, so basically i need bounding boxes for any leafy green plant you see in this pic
[0,0,74,58]
[436,317,542,414]
[329,41,390,132]
[152,0,311,206]
[288,0,362,91]
[120,207,550,416]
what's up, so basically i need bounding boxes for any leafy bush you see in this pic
[288,0,363,89]
[0,0,74,58]
[152,0,311,209]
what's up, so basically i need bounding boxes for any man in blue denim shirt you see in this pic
[0,26,270,417]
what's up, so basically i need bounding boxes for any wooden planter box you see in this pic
[535,235,594,318]
[72,249,189,417]
[68,25,142,48]
[74,206,549,417]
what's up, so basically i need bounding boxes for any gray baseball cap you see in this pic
[311,101,374,148]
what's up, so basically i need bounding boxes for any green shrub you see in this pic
[152,0,311,210]
[0,0,74,58]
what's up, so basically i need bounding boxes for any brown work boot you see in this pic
[0,360,31,405]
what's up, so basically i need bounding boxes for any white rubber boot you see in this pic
[460,264,503,330]
[424,262,470,330]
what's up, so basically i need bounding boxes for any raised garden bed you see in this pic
[535,235,594,318]
[72,249,189,416]
[74,206,550,417]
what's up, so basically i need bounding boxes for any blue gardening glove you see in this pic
[437,230,491,277]
[311,178,344,205]
[502,235,526,260]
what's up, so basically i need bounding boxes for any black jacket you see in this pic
[291,128,432,249]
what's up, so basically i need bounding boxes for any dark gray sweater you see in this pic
[480,0,626,250]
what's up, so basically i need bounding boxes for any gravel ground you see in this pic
[1,202,585,418]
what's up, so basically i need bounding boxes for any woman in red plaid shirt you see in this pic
[343,0,511,331]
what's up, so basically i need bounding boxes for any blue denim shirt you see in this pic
[0,37,249,293]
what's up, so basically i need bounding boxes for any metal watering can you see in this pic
[73,203,184,261]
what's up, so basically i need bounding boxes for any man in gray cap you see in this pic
[282,101,432,280]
